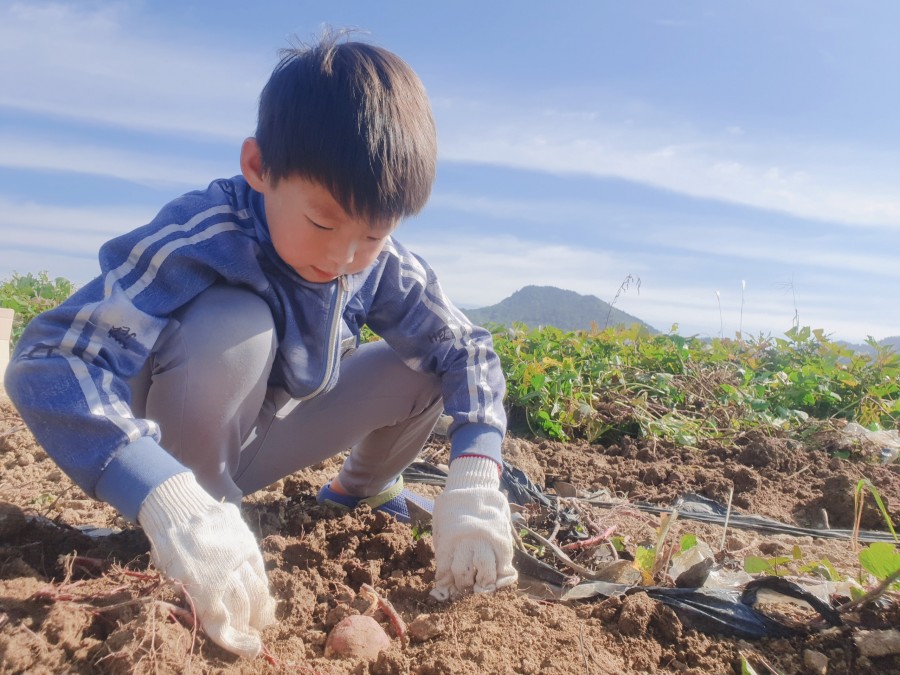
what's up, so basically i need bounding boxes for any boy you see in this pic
[4,35,517,658]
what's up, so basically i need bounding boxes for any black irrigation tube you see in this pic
[584,499,898,544]
[403,461,898,544]
[408,460,895,640]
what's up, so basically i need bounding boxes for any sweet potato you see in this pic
[324,614,391,659]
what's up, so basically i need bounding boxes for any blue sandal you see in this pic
[316,476,433,523]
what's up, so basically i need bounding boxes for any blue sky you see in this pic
[2,1,899,342]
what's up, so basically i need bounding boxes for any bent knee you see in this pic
[166,285,277,371]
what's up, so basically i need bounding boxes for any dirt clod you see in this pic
[0,502,26,538]
[617,592,656,636]
[408,612,445,641]
[855,629,900,658]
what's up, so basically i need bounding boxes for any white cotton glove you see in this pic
[430,456,518,600]
[138,473,277,657]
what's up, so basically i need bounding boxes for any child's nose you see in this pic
[326,238,357,269]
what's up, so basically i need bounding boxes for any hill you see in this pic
[462,285,658,333]
[883,336,900,353]
[839,335,900,356]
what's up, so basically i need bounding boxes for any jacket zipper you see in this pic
[297,274,348,402]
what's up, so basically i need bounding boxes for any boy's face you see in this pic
[240,139,396,283]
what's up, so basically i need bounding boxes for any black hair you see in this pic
[255,34,437,223]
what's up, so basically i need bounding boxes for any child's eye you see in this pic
[309,219,332,231]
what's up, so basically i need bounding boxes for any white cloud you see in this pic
[429,191,900,280]
[641,223,900,278]
[0,135,232,188]
[0,1,894,344]
[401,226,899,341]
[400,232,634,307]
[610,278,897,342]
[428,191,599,225]
[435,99,900,229]
[0,250,101,285]
[0,2,263,139]
[0,197,156,283]
[5,1,899,236]
[607,280,795,338]
[2,196,894,342]
[0,196,154,236]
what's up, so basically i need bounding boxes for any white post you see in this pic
[0,308,13,385]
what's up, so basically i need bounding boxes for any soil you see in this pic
[1,391,899,674]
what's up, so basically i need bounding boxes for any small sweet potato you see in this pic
[324,614,391,660]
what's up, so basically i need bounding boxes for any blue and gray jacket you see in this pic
[4,176,507,521]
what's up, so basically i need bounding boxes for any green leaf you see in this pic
[635,546,656,573]
[680,534,698,552]
[767,556,793,570]
[798,558,841,582]
[856,479,899,541]
[859,542,900,581]
[743,556,772,574]
[741,655,760,675]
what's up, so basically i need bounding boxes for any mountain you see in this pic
[882,336,900,353]
[461,285,658,333]
[838,335,900,356]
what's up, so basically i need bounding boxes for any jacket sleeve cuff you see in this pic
[449,423,503,466]
[95,436,190,523]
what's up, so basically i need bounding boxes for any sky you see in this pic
[2,1,900,343]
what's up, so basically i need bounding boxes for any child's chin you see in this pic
[299,267,337,283]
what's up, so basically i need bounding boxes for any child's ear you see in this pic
[240,138,268,192]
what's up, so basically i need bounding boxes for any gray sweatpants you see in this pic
[129,285,443,504]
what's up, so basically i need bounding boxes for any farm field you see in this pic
[2,277,900,673]
[1,390,899,674]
